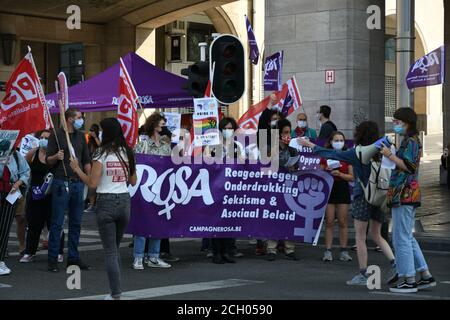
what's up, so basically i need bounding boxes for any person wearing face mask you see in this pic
[0,142,30,276]
[380,108,436,293]
[291,113,317,139]
[208,117,245,264]
[257,93,285,153]
[20,130,64,263]
[317,105,337,140]
[298,121,397,287]
[46,108,92,272]
[132,112,172,270]
[266,119,299,262]
[319,132,354,263]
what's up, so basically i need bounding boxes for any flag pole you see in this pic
[27,46,70,178]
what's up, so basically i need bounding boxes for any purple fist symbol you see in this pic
[284,174,329,219]
[297,177,326,211]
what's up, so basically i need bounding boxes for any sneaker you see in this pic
[339,251,352,262]
[387,269,399,285]
[285,253,299,261]
[58,254,64,263]
[48,261,59,273]
[212,255,225,264]
[160,253,180,262]
[255,247,265,256]
[233,252,244,258]
[266,253,276,262]
[147,257,171,268]
[417,277,437,290]
[84,205,96,213]
[249,239,257,245]
[0,262,11,276]
[206,251,214,259]
[323,250,333,262]
[222,254,236,263]
[346,273,368,286]
[389,281,418,293]
[67,259,91,271]
[132,258,144,270]
[104,295,120,300]
[20,254,35,263]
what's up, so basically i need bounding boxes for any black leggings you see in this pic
[0,193,17,261]
[25,196,64,255]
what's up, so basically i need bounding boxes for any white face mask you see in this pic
[332,141,345,150]
[297,121,307,129]
[270,120,278,128]
[222,129,234,139]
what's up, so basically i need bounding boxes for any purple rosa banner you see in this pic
[264,51,283,91]
[127,154,334,243]
[406,45,446,89]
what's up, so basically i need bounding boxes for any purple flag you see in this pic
[264,51,283,91]
[245,15,260,65]
[406,45,446,89]
[127,154,334,243]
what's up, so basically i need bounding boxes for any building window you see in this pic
[385,75,396,118]
[385,35,396,63]
[60,43,84,85]
[187,22,215,62]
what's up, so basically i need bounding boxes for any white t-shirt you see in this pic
[93,150,130,194]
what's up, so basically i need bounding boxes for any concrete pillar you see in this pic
[265,0,386,137]
[396,0,415,110]
[444,2,450,146]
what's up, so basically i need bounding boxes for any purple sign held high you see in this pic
[127,154,334,243]
[406,45,446,89]
[264,51,283,91]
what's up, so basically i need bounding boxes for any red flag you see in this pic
[0,51,51,146]
[117,58,139,148]
[237,87,286,131]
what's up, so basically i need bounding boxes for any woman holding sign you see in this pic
[209,117,244,264]
[0,146,30,276]
[132,112,172,270]
[20,130,65,264]
[319,132,354,262]
[298,121,397,287]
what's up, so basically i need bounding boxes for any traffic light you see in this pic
[210,34,245,105]
[181,61,210,98]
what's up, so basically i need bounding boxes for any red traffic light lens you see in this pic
[223,45,236,59]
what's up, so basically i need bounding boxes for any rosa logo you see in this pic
[411,52,440,74]
[1,72,37,111]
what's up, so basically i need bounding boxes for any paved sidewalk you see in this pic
[417,134,450,235]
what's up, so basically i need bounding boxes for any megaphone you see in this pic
[355,136,394,165]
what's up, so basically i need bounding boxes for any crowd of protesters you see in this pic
[0,101,437,298]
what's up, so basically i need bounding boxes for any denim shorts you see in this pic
[352,196,386,223]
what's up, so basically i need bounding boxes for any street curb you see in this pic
[319,232,450,253]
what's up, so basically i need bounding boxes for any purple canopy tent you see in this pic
[46,52,193,113]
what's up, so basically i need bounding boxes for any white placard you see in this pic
[0,130,20,165]
[193,98,220,147]
[162,112,182,144]
[19,134,40,157]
